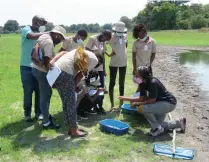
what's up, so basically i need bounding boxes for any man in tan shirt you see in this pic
[59,29,88,52]
[132,24,156,76]
[32,26,66,129]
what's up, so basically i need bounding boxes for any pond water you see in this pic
[178,50,209,95]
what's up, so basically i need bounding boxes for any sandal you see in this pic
[68,128,88,138]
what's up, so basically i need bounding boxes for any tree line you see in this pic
[133,1,209,30]
[1,1,209,33]
[0,16,132,34]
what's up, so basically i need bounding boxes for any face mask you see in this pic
[38,26,46,33]
[115,32,123,37]
[53,38,62,45]
[134,77,143,84]
[140,35,147,42]
[77,39,84,46]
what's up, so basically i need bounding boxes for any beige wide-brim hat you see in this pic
[112,22,127,33]
[50,26,66,40]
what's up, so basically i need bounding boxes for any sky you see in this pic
[0,0,208,26]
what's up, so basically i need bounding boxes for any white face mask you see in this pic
[77,39,84,47]
[39,26,46,33]
[115,32,123,37]
[140,35,148,42]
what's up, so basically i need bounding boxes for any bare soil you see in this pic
[153,45,209,162]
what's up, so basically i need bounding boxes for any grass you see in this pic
[0,30,207,162]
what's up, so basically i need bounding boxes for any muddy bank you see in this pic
[153,45,209,162]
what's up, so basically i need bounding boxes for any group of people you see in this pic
[20,15,186,138]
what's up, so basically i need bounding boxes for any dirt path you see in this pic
[153,46,209,162]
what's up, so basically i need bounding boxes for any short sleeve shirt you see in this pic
[85,35,104,71]
[109,34,128,67]
[61,36,78,52]
[32,34,55,72]
[20,26,37,67]
[139,77,177,105]
[56,49,98,76]
[132,37,156,68]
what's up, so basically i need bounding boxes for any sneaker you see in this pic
[180,118,186,133]
[77,111,88,120]
[148,129,155,136]
[97,107,106,115]
[151,126,165,137]
[35,114,43,121]
[24,116,33,122]
[43,121,60,130]
[85,108,97,115]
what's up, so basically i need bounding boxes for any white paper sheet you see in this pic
[46,63,62,87]
[89,89,97,96]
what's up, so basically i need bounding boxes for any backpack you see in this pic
[31,43,45,67]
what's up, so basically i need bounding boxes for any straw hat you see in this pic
[112,22,127,33]
[50,26,66,39]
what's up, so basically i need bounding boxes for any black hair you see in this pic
[77,29,88,38]
[133,24,147,39]
[32,15,47,25]
[101,30,112,40]
[137,66,151,79]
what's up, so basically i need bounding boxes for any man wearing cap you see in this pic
[107,22,128,110]
[32,26,66,129]
[59,29,88,52]
[20,15,47,122]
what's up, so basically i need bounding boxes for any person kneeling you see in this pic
[119,66,186,137]
[76,71,106,119]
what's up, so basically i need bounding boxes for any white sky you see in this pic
[0,0,208,26]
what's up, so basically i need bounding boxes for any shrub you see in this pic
[191,15,207,29]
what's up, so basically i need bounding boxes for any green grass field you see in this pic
[0,30,208,162]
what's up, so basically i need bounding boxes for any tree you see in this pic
[191,15,207,29]
[0,26,3,33]
[45,22,54,31]
[3,20,19,32]
[120,16,132,30]
[190,3,203,15]
[87,23,101,33]
[102,24,112,30]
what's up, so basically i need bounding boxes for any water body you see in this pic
[178,50,209,95]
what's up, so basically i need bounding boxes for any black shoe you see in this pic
[77,115,82,122]
[78,111,88,120]
[43,121,60,130]
[97,108,106,115]
[24,116,33,122]
[85,108,97,115]
[104,90,108,94]
[49,115,54,122]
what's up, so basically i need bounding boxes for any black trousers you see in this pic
[109,66,127,105]
[77,95,104,113]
